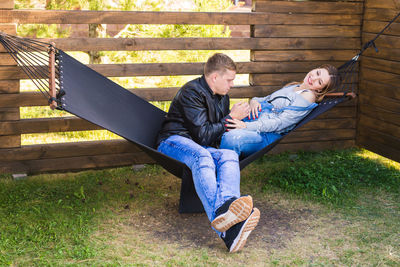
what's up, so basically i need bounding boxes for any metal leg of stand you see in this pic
[178,168,204,213]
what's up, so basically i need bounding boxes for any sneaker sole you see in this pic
[229,207,260,253]
[211,195,253,232]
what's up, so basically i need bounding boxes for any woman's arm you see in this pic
[244,107,311,133]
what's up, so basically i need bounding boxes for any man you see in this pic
[157,53,260,253]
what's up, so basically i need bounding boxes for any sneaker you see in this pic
[211,195,253,232]
[221,207,260,253]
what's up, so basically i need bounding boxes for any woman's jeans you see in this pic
[220,129,281,158]
[158,135,241,233]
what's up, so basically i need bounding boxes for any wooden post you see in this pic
[0,0,21,149]
[48,43,57,110]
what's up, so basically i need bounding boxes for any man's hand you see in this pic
[249,99,261,120]
[225,118,246,129]
[229,102,249,120]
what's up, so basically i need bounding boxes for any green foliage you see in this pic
[250,149,400,205]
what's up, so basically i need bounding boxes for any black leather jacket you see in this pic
[157,75,232,148]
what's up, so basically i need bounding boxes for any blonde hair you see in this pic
[204,53,237,76]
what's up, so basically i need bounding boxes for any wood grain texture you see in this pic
[0,0,13,9]
[0,139,140,161]
[0,152,153,174]
[0,10,362,25]
[253,1,363,14]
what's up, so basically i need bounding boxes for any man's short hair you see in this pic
[204,53,237,76]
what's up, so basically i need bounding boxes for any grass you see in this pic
[1,148,399,266]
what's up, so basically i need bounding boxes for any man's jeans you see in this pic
[158,135,241,228]
[220,129,281,158]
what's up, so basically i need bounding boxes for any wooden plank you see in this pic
[281,129,355,143]
[365,0,400,10]
[0,37,360,53]
[0,107,355,136]
[0,0,14,9]
[253,1,363,14]
[359,104,400,126]
[362,47,400,61]
[299,118,356,131]
[253,25,360,38]
[361,67,400,88]
[0,53,15,65]
[364,8,400,22]
[362,33,400,49]
[0,24,16,34]
[0,139,141,162]
[361,57,400,76]
[0,60,348,79]
[46,37,360,51]
[310,106,356,120]
[0,80,18,93]
[251,50,358,62]
[250,72,359,86]
[359,114,400,139]
[0,152,154,174]
[359,94,400,114]
[363,21,400,36]
[0,10,362,25]
[356,133,400,163]
[0,135,20,149]
[360,80,400,101]
[2,83,357,107]
[0,107,19,120]
[270,140,355,155]
[1,87,272,107]
[0,116,102,135]
[356,125,400,151]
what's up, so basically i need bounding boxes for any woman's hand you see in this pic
[249,99,261,119]
[225,118,246,130]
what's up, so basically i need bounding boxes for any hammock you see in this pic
[0,12,398,213]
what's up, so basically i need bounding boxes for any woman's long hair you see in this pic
[286,64,341,103]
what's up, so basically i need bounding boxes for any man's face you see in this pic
[211,69,236,95]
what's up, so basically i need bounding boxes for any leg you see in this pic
[158,135,217,221]
[207,148,241,213]
[220,129,267,158]
[207,149,260,253]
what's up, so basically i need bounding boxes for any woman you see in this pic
[220,64,340,158]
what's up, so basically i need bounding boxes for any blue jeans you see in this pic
[220,129,281,158]
[158,135,241,233]
[220,101,282,157]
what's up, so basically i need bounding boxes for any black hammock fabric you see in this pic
[57,51,188,179]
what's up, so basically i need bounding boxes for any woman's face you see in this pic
[303,68,330,91]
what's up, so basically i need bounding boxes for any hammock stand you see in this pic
[0,12,398,213]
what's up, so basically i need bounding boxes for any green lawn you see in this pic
[1,148,399,266]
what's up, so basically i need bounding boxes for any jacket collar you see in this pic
[200,75,217,98]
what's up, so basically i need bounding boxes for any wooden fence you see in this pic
[357,0,400,162]
[1,0,395,174]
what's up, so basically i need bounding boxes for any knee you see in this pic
[220,130,242,150]
[195,148,216,169]
[219,149,239,163]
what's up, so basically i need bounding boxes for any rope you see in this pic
[0,33,61,104]
[357,11,400,58]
